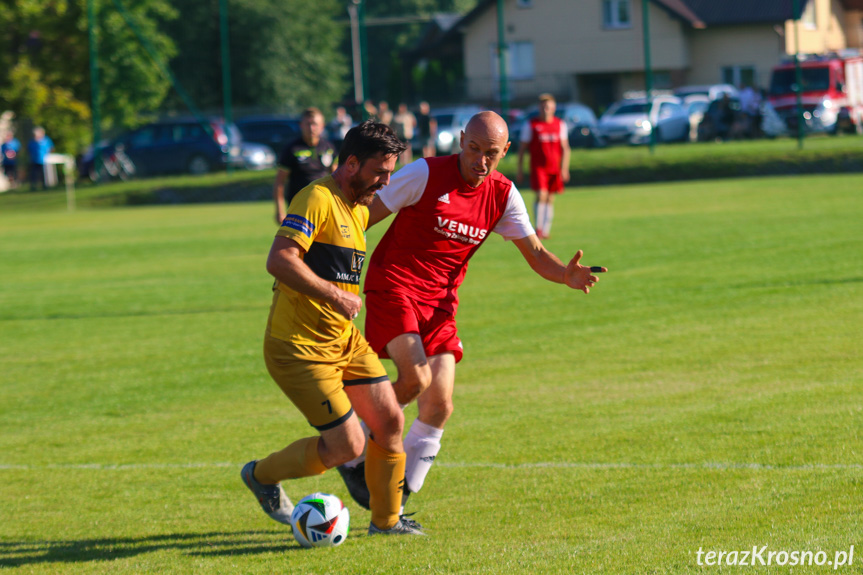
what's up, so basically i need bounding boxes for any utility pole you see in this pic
[348,1,364,108]
[642,0,655,154]
[497,0,509,119]
[219,0,234,172]
[792,0,805,149]
[359,0,369,116]
[88,0,101,161]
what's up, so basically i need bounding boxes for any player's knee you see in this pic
[405,365,433,395]
[326,431,367,465]
[367,408,404,443]
[423,397,453,426]
[383,408,405,439]
[393,365,432,404]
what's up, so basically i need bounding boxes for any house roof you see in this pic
[452,0,832,33]
[652,0,705,28]
[416,0,857,59]
[405,12,463,60]
[678,0,802,26]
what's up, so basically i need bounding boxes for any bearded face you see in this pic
[345,153,398,206]
[348,170,386,206]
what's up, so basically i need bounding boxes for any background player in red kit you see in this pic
[337,111,605,519]
[516,93,570,239]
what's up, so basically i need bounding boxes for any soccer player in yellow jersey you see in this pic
[241,121,423,536]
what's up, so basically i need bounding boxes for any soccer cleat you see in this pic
[398,512,423,531]
[240,460,294,525]
[336,462,371,510]
[368,517,426,536]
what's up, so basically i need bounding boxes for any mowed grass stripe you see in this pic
[2,461,862,471]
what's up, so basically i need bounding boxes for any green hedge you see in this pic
[3,136,863,212]
[498,135,863,186]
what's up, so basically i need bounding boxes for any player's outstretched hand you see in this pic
[564,250,607,293]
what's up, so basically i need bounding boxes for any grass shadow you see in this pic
[0,530,304,567]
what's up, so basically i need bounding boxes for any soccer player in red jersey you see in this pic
[516,93,571,239]
[337,111,605,517]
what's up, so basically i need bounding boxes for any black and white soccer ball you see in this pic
[290,492,350,548]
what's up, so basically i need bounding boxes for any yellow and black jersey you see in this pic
[266,175,369,346]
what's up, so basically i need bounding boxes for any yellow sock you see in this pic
[366,438,406,531]
[254,436,328,485]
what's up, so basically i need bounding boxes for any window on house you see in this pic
[490,41,535,80]
[603,0,631,29]
[722,65,757,88]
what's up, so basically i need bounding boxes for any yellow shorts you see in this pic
[263,327,389,431]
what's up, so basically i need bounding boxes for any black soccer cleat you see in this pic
[336,462,371,510]
[398,512,423,532]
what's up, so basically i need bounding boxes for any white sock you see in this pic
[543,204,554,236]
[342,420,371,468]
[535,202,547,233]
[403,419,444,494]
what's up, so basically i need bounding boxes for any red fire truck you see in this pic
[768,51,863,134]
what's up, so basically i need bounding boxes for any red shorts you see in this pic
[531,168,565,194]
[364,290,463,363]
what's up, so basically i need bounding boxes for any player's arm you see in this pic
[273,168,290,225]
[367,195,394,228]
[266,236,362,319]
[560,124,571,183]
[512,235,606,294]
[516,122,531,185]
[365,158,428,229]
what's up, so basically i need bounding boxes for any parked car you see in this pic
[511,102,604,148]
[78,140,137,182]
[240,141,276,170]
[110,117,244,176]
[674,84,738,101]
[682,95,710,141]
[235,115,300,157]
[430,106,483,154]
[697,96,787,141]
[597,96,690,145]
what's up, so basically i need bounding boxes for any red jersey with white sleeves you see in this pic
[365,155,533,315]
[520,117,568,173]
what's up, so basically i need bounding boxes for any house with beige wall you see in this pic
[449,0,863,111]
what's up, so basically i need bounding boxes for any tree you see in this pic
[362,0,477,104]
[0,0,176,154]
[164,0,349,116]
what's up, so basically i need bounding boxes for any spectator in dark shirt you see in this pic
[416,101,437,158]
[273,107,336,224]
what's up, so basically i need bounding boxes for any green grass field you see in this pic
[1,173,861,573]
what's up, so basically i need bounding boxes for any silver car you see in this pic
[430,106,483,154]
[598,96,691,145]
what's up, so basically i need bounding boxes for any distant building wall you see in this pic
[686,26,785,88]
[785,0,849,53]
[463,0,689,104]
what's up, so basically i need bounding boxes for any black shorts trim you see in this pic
[343,375,390,386]
[313,407,354,431]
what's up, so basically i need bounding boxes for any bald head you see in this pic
[458,111,512,187]
[464,111,509,145]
